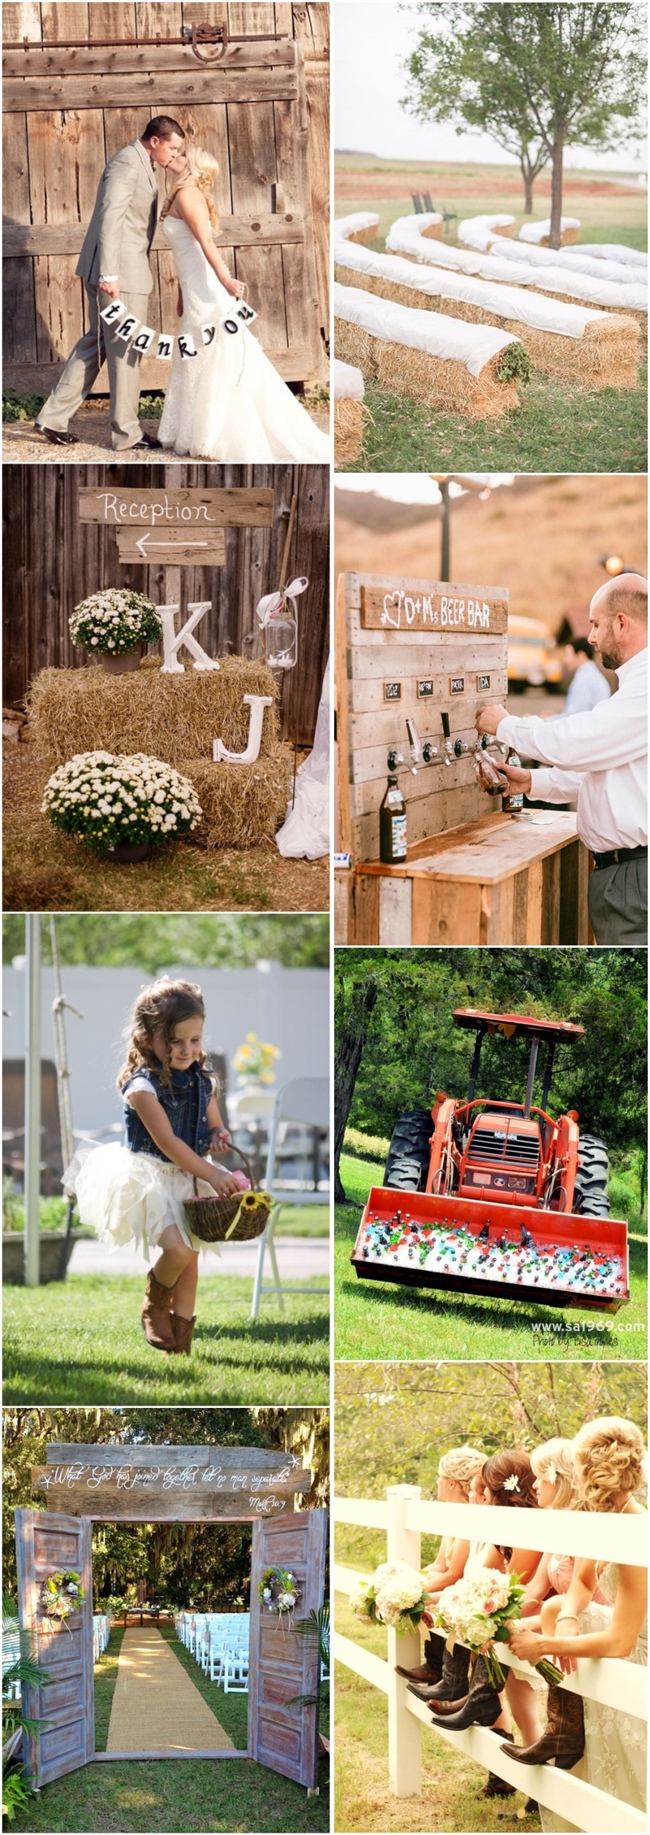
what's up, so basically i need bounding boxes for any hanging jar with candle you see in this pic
[254,577,308,671]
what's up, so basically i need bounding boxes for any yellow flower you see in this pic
[245,1032,258,1043]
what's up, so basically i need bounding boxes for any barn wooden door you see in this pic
[3,5,325,390]
[15,1509,94,1787]
[248,1508,327,1789]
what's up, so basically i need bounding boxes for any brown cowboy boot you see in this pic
[407,1639,470,1703]
[500,1685,585,1770]
[170,1313,196,1355]
[141,1270,176,1351]
[396,1631,445,1683]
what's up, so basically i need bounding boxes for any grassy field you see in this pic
[335,1156,647,1363]
[11,1625,328,1835]
[334,158,647,473]
[3,1273,329,1404]
[334,1576,539,1834]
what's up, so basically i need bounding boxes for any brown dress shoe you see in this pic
[141,1270,176,1351]
[170,1313,196,1355]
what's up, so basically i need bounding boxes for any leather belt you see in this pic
[592,845,648,869]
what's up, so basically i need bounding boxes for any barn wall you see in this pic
[3,2,329,385]
[2,461,330,744]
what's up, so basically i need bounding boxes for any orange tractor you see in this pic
[351,1009,629,1312]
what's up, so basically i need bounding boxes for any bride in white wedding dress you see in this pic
[158,145,330,462]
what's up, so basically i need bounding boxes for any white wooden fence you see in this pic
[334,1486,647,1834]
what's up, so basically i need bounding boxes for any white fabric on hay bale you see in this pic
[335,212,380,243]
[488,239,647,312]
[335,239,611,339]
[457,214,516,249]
[493,236,645,290]
[577,244,646,267]
[333,357,365,401]
[519,217,580,244]
[334,281,518,376]
[384,217,646,313]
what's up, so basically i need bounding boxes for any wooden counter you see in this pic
[336,810,592,945]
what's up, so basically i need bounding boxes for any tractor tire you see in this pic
[573,1134,610,1219]
[383,1110,432,1192]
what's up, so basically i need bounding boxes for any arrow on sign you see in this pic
[135,532,211,559]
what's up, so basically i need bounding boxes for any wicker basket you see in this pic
[183,1146,273,1243]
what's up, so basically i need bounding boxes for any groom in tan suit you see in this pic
[36,116,185,451]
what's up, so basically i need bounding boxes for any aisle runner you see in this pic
[106,1627,235,1753]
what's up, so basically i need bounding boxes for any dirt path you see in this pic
[2,399,329,464]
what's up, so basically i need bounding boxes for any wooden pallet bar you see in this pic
[336,568,592,946]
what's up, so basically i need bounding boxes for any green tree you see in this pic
[402,3,646,243]
[2,914,329,970]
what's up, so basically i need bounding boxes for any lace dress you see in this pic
[158,217,330,462]
[541,1561,647,1833]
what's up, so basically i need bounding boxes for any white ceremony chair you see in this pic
[250,1077,329,1319]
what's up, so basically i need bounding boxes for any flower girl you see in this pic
[64,978,240,1355]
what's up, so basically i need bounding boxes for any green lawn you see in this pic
[3,1274,329,1404]
[347,366,647,474]
[335,1156,647,1363]
[335,159,647,473]
[10,1620,328,1834]
[334,1583,538,1834]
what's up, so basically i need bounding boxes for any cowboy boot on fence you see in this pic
[396,1630,445,1684]
[407,1639,470,1703]
[429,1655,505,1731]
[500,1684,585,1770]
[141,1270,176,1351]
[170,1313,196,1355]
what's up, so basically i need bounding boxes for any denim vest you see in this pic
[122,1062,211,1163]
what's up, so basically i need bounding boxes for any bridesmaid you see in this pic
[505,1415,647,1829]
[396,1445,485,1693]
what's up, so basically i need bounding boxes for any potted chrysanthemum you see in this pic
[69,589,162,674]
[41,751,202,862]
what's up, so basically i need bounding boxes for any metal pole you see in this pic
[24,914,41,1286]
[440,480,451,581]
[524,1036,540,1119]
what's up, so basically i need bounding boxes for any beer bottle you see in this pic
[379,772,407,862]
[502,748,524,813]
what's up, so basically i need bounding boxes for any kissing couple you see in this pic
[36,115,329,463]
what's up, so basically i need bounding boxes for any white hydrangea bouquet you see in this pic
[350,1561,428,1635]
[42,751,202,856]
[69,588,162,654]
[434,1571,563,1688]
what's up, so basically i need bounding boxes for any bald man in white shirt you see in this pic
[475,576,648,945]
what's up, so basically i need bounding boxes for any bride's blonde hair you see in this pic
[164,143,220,230]
[530,1438,580,1511]
[572,1416,645,1513]
[438,1446,485,1498]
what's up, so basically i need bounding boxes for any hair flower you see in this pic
[503,1473,520,1492]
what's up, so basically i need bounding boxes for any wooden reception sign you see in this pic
[78,487,275,528]
[115,528,226,566]
[32,1445,311,1522]
[360,582,508,635]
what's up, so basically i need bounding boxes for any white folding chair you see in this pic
[250,1077,330,1319]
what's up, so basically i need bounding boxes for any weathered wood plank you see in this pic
[31,1481,299,1521]
[79,484,275,525]
[45,1442,298,1467]
[116,528,227,564]
[4,342,315,391]
[4,213,304,255]
[249,1509,326,1789]
[34,1462,307,1497]
[3,68,297,106]
[2,40,296,74]
[360,581,508,635]
[2,3,43,40]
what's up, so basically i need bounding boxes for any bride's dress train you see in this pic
[158,218,329,462]
[540,1563,647,1833]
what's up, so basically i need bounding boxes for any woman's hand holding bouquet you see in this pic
[434,1572,564,1689]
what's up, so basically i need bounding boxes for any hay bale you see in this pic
[334,282,522,421]
[335,256,640,390]
[334,396,365,465]
[28,657,280,774]
[519,218,581,245]
[457,214,516,249]
[184,746,291,849]
[335,212,380,245]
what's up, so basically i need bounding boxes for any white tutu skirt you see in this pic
[63,1144,220,1261]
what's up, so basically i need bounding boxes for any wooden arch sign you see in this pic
[31,1443,312,1521]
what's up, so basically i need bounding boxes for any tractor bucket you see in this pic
[351,1187,629,1313]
